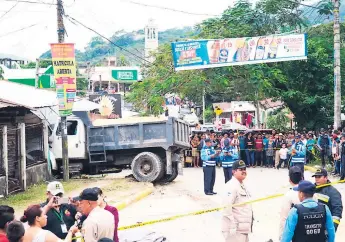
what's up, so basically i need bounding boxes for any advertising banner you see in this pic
[51,43,77,116]
[111,69,138,83]
[89,94,122,118]
[171,34,307,71]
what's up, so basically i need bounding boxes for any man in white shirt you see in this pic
[75,188,115,242]
[279,166,303,240]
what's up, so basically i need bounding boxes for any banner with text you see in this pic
[51,43,77,116]
[171,34,307,71]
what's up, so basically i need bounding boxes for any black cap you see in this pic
[74,188,99,201]
[98,238,114,242]
[289,166,302,176]
[205,138,212,143]
[232,160,246,170]
[312,168,328,177]
[293,180,316,194]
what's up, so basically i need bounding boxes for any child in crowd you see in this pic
[277,143,289,169]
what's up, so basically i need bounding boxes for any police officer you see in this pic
[222,139,239,183]
[313,168,343,231]
[289,135,306,175]
[201,138,220,195]
[318,128,332,168]
[340,133,345,181]
[281,180,335,242]
[279,166,303,240]
[222,160,253,242]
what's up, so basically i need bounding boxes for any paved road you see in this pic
[118,167,344,242]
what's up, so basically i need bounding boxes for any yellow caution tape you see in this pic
[118,179,345,231]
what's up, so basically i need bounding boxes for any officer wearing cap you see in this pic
[222,160,253,242]
[279,166,303,240]
[221,139,239,183]
[313,168,343,231]
[41,181,77,239]
[75,188,114,242]
[289,135,306,175]
[281,180,335,242]
[201,138,221,195]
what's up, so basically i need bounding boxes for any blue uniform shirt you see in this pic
[290,141,306,163]
[221,146,239,168]
[201,145,218,167]
[281,199,335,242]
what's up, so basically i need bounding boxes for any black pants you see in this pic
[321,149,331,167]
[223,167,233,183]
[255,151,263,166]
[277,159,287,169]
[203,166,216,194]
[306,150,313,164]
[340,155,345,180]
[240,150,246,164]
[267,156,274,166]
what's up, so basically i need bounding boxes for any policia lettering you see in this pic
[293,204,326,242]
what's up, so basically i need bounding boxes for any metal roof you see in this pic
[0,81,57,109]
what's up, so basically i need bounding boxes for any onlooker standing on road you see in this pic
[222,160,253,242]
[231,133,240,150]
[274,133,285,168]
[221,132,230,149]
[201,138,220,195]
[306,133,315,164]
[94,188,119,242]
[245,133,255,167]
[266,136,275,168]
[75,188,115,242]
[41,182,77,239]
[289,135,306,175]
[279,166,303,240]
[339,134,345,181]
[239,132,246,162]
[281,180,335,242]
[6,221,25,242]
[221,139,239,183]
[254,133,264,167]
[191,135,201,168]
[0,205,15,242]
[277,143,289,169]
[313,168,343,231]
[318,128,332,168]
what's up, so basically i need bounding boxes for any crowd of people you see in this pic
[189,128,345,186]
[0,182,118,242]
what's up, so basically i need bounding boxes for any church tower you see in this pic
[144,19,159,62]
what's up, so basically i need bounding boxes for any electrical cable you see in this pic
[0,0,19,22]
[0,23,40,38]
[284,0,324,10]
[0,0,56,5]
[65,14,153,65]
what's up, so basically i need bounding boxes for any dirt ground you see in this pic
[118,167,345,242]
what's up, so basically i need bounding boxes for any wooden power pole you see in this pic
[57,0,69,181]
[334,0,341,129]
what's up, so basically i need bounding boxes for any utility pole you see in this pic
[57,0,69,181]
[202,87,206,124]
[34,58,40,88]
[334,0,341,130]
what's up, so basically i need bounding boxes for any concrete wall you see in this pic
[26,162,49,187]
[0,176,5,197]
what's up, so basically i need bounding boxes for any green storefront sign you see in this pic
[111,70,138,82]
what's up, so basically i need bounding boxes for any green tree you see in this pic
[266,108,291,131]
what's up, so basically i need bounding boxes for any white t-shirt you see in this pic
[279,148,288,159]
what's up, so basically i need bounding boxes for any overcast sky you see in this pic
[0,0,317,60]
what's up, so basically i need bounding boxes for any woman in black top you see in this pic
[245,132,255,167]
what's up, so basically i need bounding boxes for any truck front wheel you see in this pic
[131,152,164,182]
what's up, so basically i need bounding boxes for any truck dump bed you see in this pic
[87,117,190,152]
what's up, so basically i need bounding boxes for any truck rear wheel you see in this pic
[131,152,164,182]
[160,163,178,183]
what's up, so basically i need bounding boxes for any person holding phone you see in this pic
[40,182,77,239]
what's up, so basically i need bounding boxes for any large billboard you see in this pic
[171,34,307,71]
[51,43,77,116]
[89,94,122,118]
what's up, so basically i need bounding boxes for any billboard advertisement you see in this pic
[89,94,122,118]
[51,43,77,116]
[171,34,307,71]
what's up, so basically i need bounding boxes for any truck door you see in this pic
[51,119,86,159]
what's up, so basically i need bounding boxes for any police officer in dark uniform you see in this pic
[313,168,343,231]
[201,138,220,195]
[340,133,345,181]
[281,180,335,242]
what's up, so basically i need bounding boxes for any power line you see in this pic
[120,0,218,17]
[0,1,19,21]
[284,0,324,10]
[65,14,153,64]
[0,23,40,38]
[0,0,56,5]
